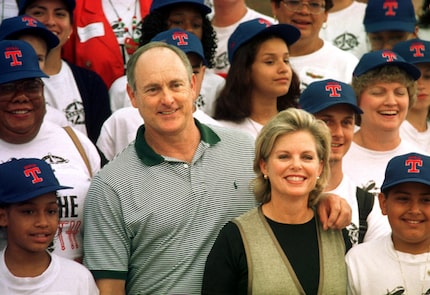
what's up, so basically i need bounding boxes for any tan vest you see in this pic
[233,207,347,295]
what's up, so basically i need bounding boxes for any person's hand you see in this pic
[317,193,352,230]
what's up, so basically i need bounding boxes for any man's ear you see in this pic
[0,208,8,227]
[127,83,138,108]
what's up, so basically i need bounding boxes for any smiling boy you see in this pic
[346,152,430,294]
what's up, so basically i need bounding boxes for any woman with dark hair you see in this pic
[214,18,301,138]
[110,0,224,116]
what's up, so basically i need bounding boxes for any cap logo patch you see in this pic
[382,51,397,62]
[405,156,423,173]
[383,0,398,16]
[410,42,425,57]
[325,82,341,97]
[172,31,189,46]
[4,47,23,66]
[21,15,38,27]
[258,18,271,28]
[23,163,44,184]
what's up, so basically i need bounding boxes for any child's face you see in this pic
[0,193,59,255]
[379,182,430,253]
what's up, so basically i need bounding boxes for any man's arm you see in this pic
[317,193,352,230]
[96,279,126,295]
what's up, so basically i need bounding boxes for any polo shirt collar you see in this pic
[135,119,221,166]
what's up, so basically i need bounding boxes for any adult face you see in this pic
[367,30,416,51]
[379,182,430,253]
[0,78,46,144]
[167,4,204,40]
[314,104,355,164]
[358,82,409,132]
[127,47,197,138]
[25,0,73,48]
[250,38,293,99]
[260,130,323,201]
[271,0,328,43]
[0,193,59,256]
[413,63,430,113]
[18,35,48,70]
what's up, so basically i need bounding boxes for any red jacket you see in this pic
[62,0,152,88]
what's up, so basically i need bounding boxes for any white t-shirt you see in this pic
[319,1,369,59]
[328,174,389,245]
[211,8,274,76]
[342,140,423,196]
[42,60,86,135]
[290,41,358,91]
[0,121,100,261]
[96,107,222,161]
[400,120,430,155]
[102,0,143,67]
[346,235,430,295]
[109,72,225,116]
[0,0,18,23]
[0,249,99,294]
[217,117,263,139]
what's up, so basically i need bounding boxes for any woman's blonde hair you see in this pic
[253,108,331,207]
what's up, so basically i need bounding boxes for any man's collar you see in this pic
[134,119,221,166]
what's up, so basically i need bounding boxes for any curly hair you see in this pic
[139,5,217,68]
[213,34,300,122]
[252,108,331,207]
[352,65,417,110]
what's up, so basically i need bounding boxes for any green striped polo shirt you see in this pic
[83,120,257,294]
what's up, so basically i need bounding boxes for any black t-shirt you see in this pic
[202,216,320,295]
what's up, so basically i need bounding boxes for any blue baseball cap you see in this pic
[228,18,300,64]
[381,153,430,193]
[0,40,48,84]
[19,0,76,18]
[150,0,211,15]
[353,50,421,80]
[151,28,207,65]
[299,79,363,114]
[364,0,416,33]
[0,158,72,204]
[0,15,59,50]
[392,38,430,65]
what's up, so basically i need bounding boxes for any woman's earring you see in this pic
[264,174,268,180]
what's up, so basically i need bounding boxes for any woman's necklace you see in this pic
[394,246,430,295]
[107,0,139,55]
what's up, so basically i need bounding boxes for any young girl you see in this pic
[214,18,301,138]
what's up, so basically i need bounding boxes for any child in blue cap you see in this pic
[213,18,301,138]
[0,158,99,294]
[364,0,418,51]
[346,152,430,294]
[300,79,390,248]
[0,14,59,70]
[393,38,430,155]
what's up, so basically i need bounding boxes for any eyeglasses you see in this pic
[0,79,44,102]
[281,0,326,15]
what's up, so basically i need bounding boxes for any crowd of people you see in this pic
[1,0,430,294]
